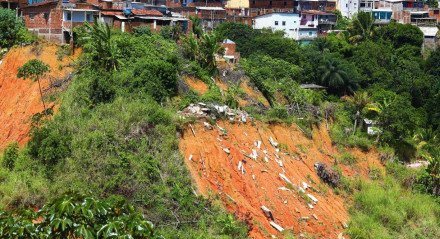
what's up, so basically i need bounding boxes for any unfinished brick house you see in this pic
[21,0,99,43]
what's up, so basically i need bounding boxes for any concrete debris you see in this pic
[264,155,269,162]
[307,194,318,204]
[278,187,291,191]
[314,162,340,187]
[269,137,279,147]
[223,148,230,154]
[261,206,274,220]
[307,203,314,209]
[299,216,310,221]
[203,122,213,130]
[269,221,284,232]
[312,214,318,220]
[302,182,309,190]
[254,140,262,149]
[406,160,429,168]
[341,222,348,229]
[179,103,250,123]
[216,137,222,142]
[238,161,245,174]
[252,174,256,180]
[279,173,292,185]
[250,149,258,160]
[338,233,346,239]
[188,154,193,161]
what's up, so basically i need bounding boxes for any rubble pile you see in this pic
[179,102,250,123]
[314,162,340,187]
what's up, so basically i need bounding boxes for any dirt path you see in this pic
[179,120,382,238]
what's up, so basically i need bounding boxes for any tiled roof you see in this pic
[131,9,163,16]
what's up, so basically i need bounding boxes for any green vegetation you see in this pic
[1,9,440,239]
[0,8,34,48]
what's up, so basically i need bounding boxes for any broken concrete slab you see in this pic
[278,187,291,191]
[269,221,284,232]
[307,194,318,204]
[302,182,309,190]
[269,137,279,147]
[188,154,193,161]
[312,214,318,220]
[223,148,230,154]
[261,206,274,220]
[279,173,293,185]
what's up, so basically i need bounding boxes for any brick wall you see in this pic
[22,3,64,43]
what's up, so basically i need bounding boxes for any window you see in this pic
[66,12,72,21]
[282,21,286,26]
[269,0,272,5]
[252,0,255,5]
[86,12,93,22]
[309,31,312,36]
[29,13,36,20]
[284,1,287,6]
[275,21,278,25]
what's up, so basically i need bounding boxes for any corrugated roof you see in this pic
[419,27,439,37]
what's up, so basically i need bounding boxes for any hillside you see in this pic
[0,44,78,149]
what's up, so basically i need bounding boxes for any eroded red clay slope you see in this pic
[179,121,383,238]
[0,44,78,149]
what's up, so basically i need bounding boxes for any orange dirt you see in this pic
[179,121,382,238]
[0,44,79,149]
[184,76,209,94]
[240,79,270,107]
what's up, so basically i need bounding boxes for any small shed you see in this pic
[221,39,240,64]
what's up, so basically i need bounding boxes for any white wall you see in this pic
[338,0,359,18]
[254,13,300,39]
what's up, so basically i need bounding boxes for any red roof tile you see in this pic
[131,9,163,16]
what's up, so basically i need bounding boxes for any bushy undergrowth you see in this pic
[0,23,248,238]
[347,175,440,239]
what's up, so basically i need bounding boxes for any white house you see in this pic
[338,0,359,18]
[253,13,301,39]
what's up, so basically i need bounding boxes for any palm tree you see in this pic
[189,16,203,37]
[318,59,356,95]
[199,33,223,72]
[346,91,372,133]
[83,20,121,71]
[17,59,50,113]
[348,11,375,43]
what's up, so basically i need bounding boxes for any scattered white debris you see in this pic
[278,187,291,191]
[406,160,429,168]
[307,203,314,209]
[300,216,310,221]
[252,174,256,180]
[188,154,193,161]
[338,232,346,239]
[238,161,245,174]
[203,122,213,130]
[279,173,292,185]
[312,214,318,220]
[250,149,258,160]
[223,148,230,154]
[269,221,284,232]
[216,138,222,142]
[341,222,348,229]
[255,140,262,149]
[302,182,309,190]
[298,187,305,193]
[264,155,269,162]
[269,137,279,147]
[261,206,274,220]
[307,194,318,204]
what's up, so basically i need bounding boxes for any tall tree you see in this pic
[17,59,50,113]
[318,59,358,95]
[348,11,375,43]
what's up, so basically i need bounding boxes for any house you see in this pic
[372,8,393,24]
[298,0,337,11]
[359,0,375,11]
[21,0,99,44]
[378,0,406,22]
[419,26,438,50]
[301,10,336,33]
[337,0,359,18]
[428,8,440,23]
[249,0,295,9]
[253,12,301,38]
[221,39,240,63]
[410,11,437,26]
[195,6,226,30]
